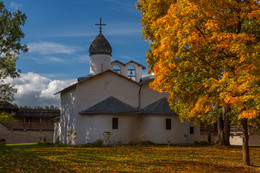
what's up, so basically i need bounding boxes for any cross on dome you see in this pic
[95,18,106,33]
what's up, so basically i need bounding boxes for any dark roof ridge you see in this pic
[80,96,138,114]
[141,97,176,115]
[111,60,125,66]
[126,60,146,69]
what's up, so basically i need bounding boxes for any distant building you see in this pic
[200,124,260,145]
[0,102,60,144]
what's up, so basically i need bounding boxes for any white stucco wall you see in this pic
[74,113,200,145]
[140,82,169,108]
[90,54,111,75]
[78,114,139,144]
[54,87,77,144]
[139,115,195,144]
[189,122,200,143]
[75,72,139,144]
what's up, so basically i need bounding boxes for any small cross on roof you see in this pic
[95,18,106,33]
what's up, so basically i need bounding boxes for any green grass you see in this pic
[0,144,259,172]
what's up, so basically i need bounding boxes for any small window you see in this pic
[112,118,118,129]
[190,127,194,134]
[166,119,171,130]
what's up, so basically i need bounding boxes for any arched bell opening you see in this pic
[113,65,121,74]
[127,66,135,81]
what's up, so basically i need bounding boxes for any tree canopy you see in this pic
[137,0,259,166]
[137,0,259,124]
[0,1,27,122]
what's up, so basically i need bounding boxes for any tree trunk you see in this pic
[217,107,230,146]
[223,108,231,146]
[241,118,250,166]
[217,115,224,145]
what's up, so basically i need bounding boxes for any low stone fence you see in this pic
[200,133,260,145]
[0,124,53,144]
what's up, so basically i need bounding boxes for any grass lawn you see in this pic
[0,144,259,172]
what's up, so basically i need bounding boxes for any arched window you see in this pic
[128,66,135,80]
[113,65,121,74]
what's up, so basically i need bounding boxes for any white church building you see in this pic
[54,23,200,145]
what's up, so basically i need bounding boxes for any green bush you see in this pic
[128,141,135,146]
[92,139,103,147]
[194,141,212,146]
[82,139,104,147]
[82,143,93,147]
[137,140,154,146]
[114,141,122,147]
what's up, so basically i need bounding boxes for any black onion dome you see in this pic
[89,33,112,56]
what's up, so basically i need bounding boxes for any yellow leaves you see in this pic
[238,110,259,120]
[205,20,220,31]
[153,65,160,75]
[2,144,260,172]
[0,112,15,123]
[139,0,260,123]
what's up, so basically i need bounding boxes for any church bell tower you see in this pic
[89,18,112,75]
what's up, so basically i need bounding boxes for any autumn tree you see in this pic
[0,1,27,123]
[137,0,259,166]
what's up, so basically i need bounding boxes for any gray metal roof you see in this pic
[79,96,138,114]
[89,33,112,56]
[78,74,94,82]
[126,61,146,70]
[56,69,141,95]
[140,75,155,84]
[111,60,125,66]
[0,101,18,109]
[16,109,60,118]
[111,60,146,70]
[77,70,139,85]
[141,97,176,115]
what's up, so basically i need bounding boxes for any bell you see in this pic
[130,70,133,75]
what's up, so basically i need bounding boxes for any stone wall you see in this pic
[0,124,53,144]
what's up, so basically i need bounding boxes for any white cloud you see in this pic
[104,0,137,14]
[10,2,22,10]
[40,80,71,98]
[47,56,65,63]
[74,55,90,64]
[28,42,79,55]
[104,0,134,8]
[5,72,76,107]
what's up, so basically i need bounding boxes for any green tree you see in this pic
[0,1,27,123]
[137,0,259,166]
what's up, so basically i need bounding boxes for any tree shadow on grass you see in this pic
[0,144,75,172]
[98,158,259,172]
[0,144,259,172]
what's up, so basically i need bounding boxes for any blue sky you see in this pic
[3,0,151,107]
[6,0,149,80]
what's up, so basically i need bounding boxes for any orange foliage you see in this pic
[137,0,260,122]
